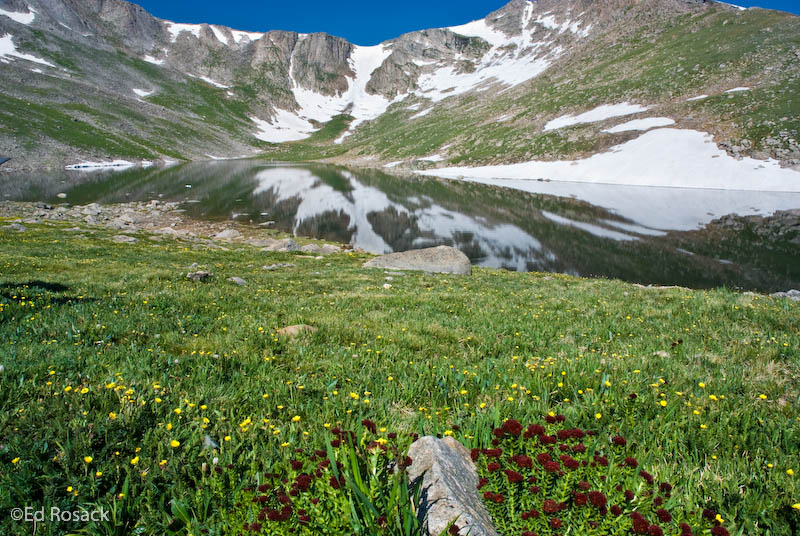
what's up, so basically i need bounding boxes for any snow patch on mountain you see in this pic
[132,88,154,97]
[418,1,572,102]
[230,30,264,44]
[420,128,800,192]
[0,34,54,67]
[143,53,165,65]
[0,6,36,25]
[250,112,317,143]
[545,103,650,131]
[603,117,675,133]
[165,22,204,42]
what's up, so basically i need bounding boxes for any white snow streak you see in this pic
[250,112,317,143]
[0,6,36,25]
[166,22,204,42]
[143,54,165,65]
[603,117,675,133]
[230,30,264,43]
[686,94,708,101]
[0,34,54,66]
[132,88,154,97]
[545,103,650,131]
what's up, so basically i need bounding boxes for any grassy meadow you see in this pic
[0,219,798,535]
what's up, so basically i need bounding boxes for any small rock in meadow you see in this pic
[227,276,246,286]
[155,227,183,237]
[770,289,800,301]
[6,223,27,232]
[276,324,318,338]
[56,193,67,199]
[263,263,296,271]
[35,202,53,210]
[187,271,212,282]
[364,246,471,275]
[214,229,242,240]
[383,283,392,289]
[113,235,137,243]
[203,435,219,450]
[262,238,299,252]
[0,364,4,373]
[653,350,669,358]
[300,243,340,255]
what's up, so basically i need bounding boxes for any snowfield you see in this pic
[545,103,650,131]
[0,6,36,25]
[0,34,54,67]
[420,128,800,192]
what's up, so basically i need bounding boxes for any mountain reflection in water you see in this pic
[1,160,799,292]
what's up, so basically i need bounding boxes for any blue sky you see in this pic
[131,1,800,46]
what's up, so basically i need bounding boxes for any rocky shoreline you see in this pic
[0,200,348,255]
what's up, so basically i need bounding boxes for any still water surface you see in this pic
[2,160,799,292]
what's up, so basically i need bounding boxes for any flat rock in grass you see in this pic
[276,324,318,338]
[5,223,26,232]
[187,271,212,282]
[263,263,296,271]
[215,229,242,240]
[227,276,246,286]
[113,235,137,243]
[261,238,299,252]
[300,243,340,255]
[407,436,498,536]
[363,246,471,275]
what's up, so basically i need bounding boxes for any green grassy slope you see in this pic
[0,220,797,534]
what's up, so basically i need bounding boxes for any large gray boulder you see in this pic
[363,246,471,275]
[408,436,498,536]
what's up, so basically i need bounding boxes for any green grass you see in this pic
[0,219,798,535]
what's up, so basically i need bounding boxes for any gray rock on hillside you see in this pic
[407,436,498,536]
[261,238,299,252]
[363,246,471,275]
[771,289,800,301]
[215,229,242,240]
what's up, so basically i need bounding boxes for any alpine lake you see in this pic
[2,159,799,293]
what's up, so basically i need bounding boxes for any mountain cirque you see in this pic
[0,0,798,188]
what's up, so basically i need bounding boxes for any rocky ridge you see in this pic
[0,0,798,172]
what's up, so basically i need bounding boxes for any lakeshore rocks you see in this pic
[407,436,498,536]
[276,324,318,338]
[364,246,472,275]
[771,289,800,301]
[187,271,212,282]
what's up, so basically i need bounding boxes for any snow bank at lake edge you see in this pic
[419,128,800,192]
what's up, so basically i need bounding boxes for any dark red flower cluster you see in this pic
[504,469,524,484]
[483,491,505,503]
[612,435,627,446]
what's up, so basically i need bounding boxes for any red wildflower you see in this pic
[513,454,533,469]
[504,469,524,484]
[710,527,729,536]
[656,509,672,523]
[501,419,523,436]
[624,457,639,468]
[649,525,664,536]
[477,478,489,489]
[487,462,501,472]
[575,493,588,506]
[610,505,622,516]
[588,491,607,509]
[543,461,561,473]
[542,499,560,514]
[639,470,655,485]
[550,518,562,529]
[612,435,627,446]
